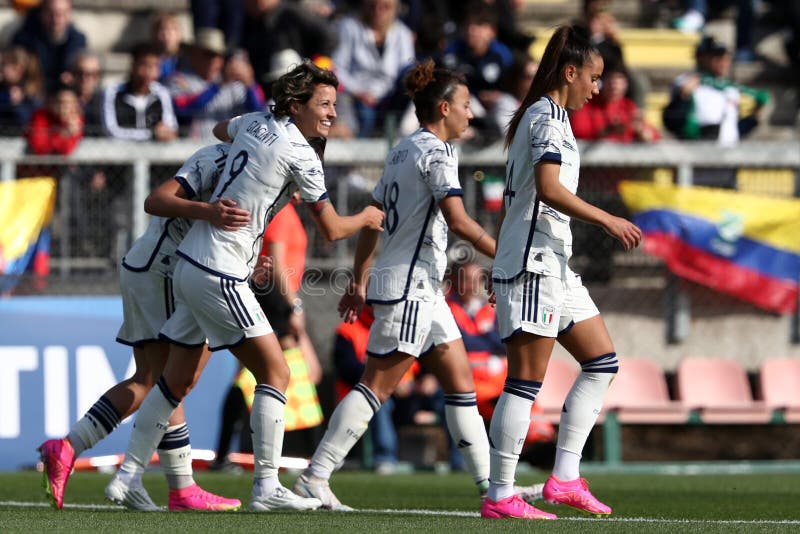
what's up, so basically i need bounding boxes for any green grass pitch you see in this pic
[1,471,799,532]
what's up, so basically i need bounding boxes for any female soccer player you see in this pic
[38,142,248,511]
[482,25,642,520]
[106,60,384,512]
[291,59,526,512]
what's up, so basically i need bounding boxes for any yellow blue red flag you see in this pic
[619,181,800,314]
[0,177,56,292]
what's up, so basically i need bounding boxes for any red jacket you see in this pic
[26,107,83,155]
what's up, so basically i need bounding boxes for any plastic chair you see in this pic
[676,357,771,424]
[536,358,579,423]
[759,358,800,423]
[604,358,688,423]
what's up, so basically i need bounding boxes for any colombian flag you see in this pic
[0,177,56,293]
[619,181,800,314]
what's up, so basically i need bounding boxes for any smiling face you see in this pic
[441,84,473,140]
[565,53,603,110]
[290,84,337,139]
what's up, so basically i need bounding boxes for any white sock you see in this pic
[553,353,618,481]
[120,377,179,476]
[487,378,539,502]
[253,475,282,496]
[157,423,195,489]
[251,384,287,480]
[68,395,121,456]
[443,392,490,487]
[308,384,379,480]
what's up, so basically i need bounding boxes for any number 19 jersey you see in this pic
[493,95,580,283]
[177,112,328,281]
[366,128,463,304]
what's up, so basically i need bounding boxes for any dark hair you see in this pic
[271,59,339,118]
[130,42,161,63]
[403,59,466,124]
[504,24,599,149]
[464,1,498,27]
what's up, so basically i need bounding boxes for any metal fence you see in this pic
[3,137,800,351]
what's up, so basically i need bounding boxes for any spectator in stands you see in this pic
[488,50,538,137]
[441,1,513,128]
[12,0,87,93]
[332,0,415,137]
[102,43,178,142]
[26,83,82,155]
[167,27,265,139]
[63,52,102,136]
[571,63,661,143]
[191,0,244,53]
[0,46,44,135]
[663,36,769,146]
[151,12,185,82]
[672,0,756,62]
[575,0,647,108]
[241,0,338,95]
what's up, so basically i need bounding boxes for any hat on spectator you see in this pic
[193,27,227,56]
[264,49,303,83]
[695,36,728,57]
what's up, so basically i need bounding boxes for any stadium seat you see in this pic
[604,358,688,423]
[676,357,772,424]
[758,358,800,423]
[536,358,579,423]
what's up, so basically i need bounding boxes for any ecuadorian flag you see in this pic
[620,181,800,314]
[0,177,56,293]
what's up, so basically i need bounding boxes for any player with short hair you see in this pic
[38,142,247,511]
[106,60,384,513]
[292,59,541,511]
[482,24,642,520]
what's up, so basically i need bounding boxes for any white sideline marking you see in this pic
[2,501,799,525]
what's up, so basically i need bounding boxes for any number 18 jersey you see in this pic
[177,112,328,281]
[366,128,463,304]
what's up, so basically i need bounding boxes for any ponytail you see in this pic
[504,24,598,149]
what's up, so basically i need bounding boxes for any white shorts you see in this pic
[495,271,598,341]
[116,266,174,347]
[160,260,272,351]
[366,294,461,358]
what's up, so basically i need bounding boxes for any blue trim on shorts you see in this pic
[115,336,161,348]
[418,343,436,358]
[558,320,575,337]
[501,327,522,343]
[157,332,206,349]
[209,334,247,352]
[366,347,398,358]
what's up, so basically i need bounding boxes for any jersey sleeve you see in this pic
[529,114,566,165]
[226,113,247,140]
[420,142,462,201]
[288,143,329,203]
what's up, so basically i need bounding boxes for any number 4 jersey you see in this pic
[177,112,328,281]
[366,128,463,304]
[493,95,580,283]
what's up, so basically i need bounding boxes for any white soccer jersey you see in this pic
[121,143,229,277]
[177,112,328,281]
[366,128,463,304]
[493,96,580,283]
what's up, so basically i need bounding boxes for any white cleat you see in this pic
[292,472,354,511]
[250,485,322,512]
[516,483,546,504]
[105,475,160,511]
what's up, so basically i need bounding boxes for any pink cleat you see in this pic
[480,494,557,520]
[168,483,242,511]
[37,438,76,510]
[542,475,612,516]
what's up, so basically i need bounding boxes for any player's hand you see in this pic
[288,307,306,337]
[250,255,274,287]
[210,198,251,230]
[485,275,496,307]
[361,205,385,231]
[338,280,366,323]
[603,215,643,251]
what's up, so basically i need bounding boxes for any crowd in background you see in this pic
[1,0,795,153]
